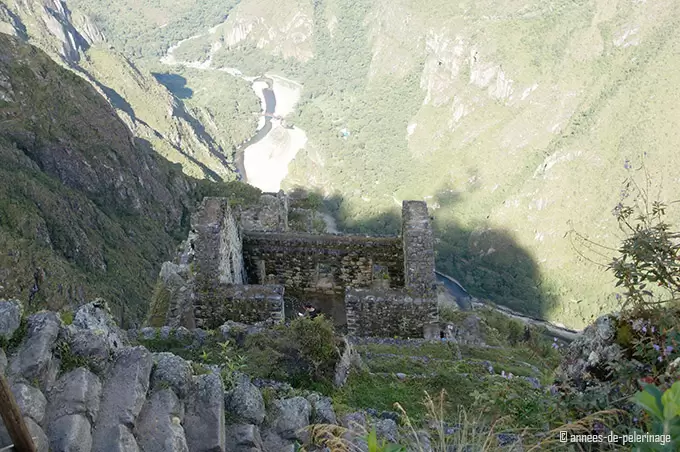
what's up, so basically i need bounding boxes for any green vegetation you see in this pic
[67,0,240,61]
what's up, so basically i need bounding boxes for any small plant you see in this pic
[60,310,74,325]
[632,381,680,450]
[216,340,247,390]
[55,341,90,374]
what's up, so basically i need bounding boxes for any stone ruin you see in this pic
[151,191,440,338]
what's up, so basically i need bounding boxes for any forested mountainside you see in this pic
[0,32,260,326]
[3,0,680,328]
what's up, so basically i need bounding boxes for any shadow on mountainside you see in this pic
[285,185,557,322]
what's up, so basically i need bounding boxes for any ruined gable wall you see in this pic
[242,232,405,294]
[192,197,245,287]
[402,201,437,296]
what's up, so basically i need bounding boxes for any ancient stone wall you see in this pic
[345,288,439,338]
[235,191,289,232]
[194,284,284,329]
[402,201,436,296]
[192,197,245,287]
[242,232,405,294]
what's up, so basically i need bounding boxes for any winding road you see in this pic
[436,271,580,342]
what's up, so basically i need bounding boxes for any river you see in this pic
[233,78,276,182]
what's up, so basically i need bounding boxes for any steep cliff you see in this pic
[0,0,251,181]
[0,33,194,325]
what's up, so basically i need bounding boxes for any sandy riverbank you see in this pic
[244,120,308,192]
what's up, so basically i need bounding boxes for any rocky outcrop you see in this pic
[554,313,623,391]
[0,299,22,341]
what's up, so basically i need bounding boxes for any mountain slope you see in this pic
[0,32,194,326]
[0,0,258,181]
[154,0,680,328]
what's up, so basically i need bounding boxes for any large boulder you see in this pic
[62,300,127,374]
[0,299,22,340]
[307,393,336,425]
[9,312,61,389]
[47,414,93,452]
[443,314,486,346]
[270,397,311,442]
[184,372,226,452]
[12,382,47,425]
[135,388,189,452]
[46,367,102,424]
[225,424,264,452]
[225,374,265,425]
[151,352,193,399]
[92,346,153,452]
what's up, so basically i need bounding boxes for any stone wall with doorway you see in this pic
[241,232,404,293]
[345,288,439,338]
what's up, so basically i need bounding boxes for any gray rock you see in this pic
[225,374,265,425]
[25,417,49,452]
[151,352,193,399]
[72,300,126,350]
[174,327,192,342]
[555,313,623,391]
[12,382,47,425]
[271,397,311,442]
[443,315,485,346]
[47,414,92,452]
[65,327,114,374]
[261,430,295,452]
[47,367,101,424]
[160,326,172,340]
[141,327,157,340]
[0,299,22,340]
[135,389,188,452]
[9,312,61,389]
[219,321,248,341]
[0,348,7,375]
[225,424,263,452]
[92,346,152,451]
[184,372,226,452]
[94,424,140,452]
[374,419,398,443]
[307,393,337,425]
[341,412,366,430]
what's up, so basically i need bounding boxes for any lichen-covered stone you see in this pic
[374,418,398,443]
[47,414,92,452]
[555,313,623,391]
[25,417,49,452]
[46,367,101,424]
[270,397,311,442]
[307,393,336,425]
[151,352,192,399]
[135,389,188,452]
[92,346,152,451]
[225,424,263,452]
[9,312,61,389]
[225,374,265,425]
[0,299,22,340]
[12,382,47,425]
[184,372,226,452]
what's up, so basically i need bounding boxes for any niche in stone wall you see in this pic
[315,262,336,291]
[371,263,390,289]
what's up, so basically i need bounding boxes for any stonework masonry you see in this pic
[345,288,439,338]
[155,193,439,338]
[402,201,437,296]
[194,284,284,329]
[242,232,405,294]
